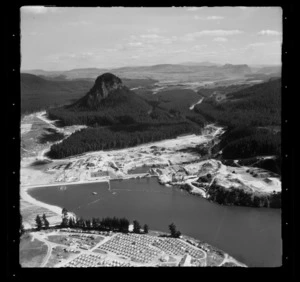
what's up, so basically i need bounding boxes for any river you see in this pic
[28,177,281,267]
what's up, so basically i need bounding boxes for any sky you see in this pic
[21,6,282,70]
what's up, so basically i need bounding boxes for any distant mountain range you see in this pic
[23,63,255,81]
[179,61,221,67]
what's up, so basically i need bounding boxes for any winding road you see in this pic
[189,97,204,110]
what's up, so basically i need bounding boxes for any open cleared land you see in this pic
[20,234,48,267]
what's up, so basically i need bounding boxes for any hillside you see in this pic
[21,73,93,114]
[21,73,158,115]
[46,73,201,158]
[220,64,252,76]
[255,65,281,75]
[179,61,220,67]
[47,73,180,126]
[195,78,281,127]
[194,78,281,162]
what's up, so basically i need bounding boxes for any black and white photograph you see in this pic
[17,6,285,269]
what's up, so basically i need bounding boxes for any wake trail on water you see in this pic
[213,208,228,242]
[73,198,104,211]
[87,198,102,206]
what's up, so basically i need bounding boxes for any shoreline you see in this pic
[20,111,280,268]
[20,112,224,220]
[21,179,248,267]
[20,173,154,221]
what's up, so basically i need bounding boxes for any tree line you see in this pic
[60,208,181,237]
[61,208,148,234]
[207,184,281,208]
[35,214,50,230]
[22,208,182,239]
[47,121,200,159]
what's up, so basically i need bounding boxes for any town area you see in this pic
[20,228,245,267]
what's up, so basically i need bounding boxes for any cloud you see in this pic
[104,48,118,53]
[147,28,165,33]
[186,7,203,12]
[244,41,282,52]
[247,42,266,48]
[21,6,61,14]
[140,34,162,39]
[183,30,243,41]
[194,15,224,20]
[213,37,228,42]
[192,44,207,50]
[67,21,92,26]
[129,34,176,46]
[258,30,282,36]
[130,55,140,59]
[128,42,144,47]
[170,49,188,54]
[207,16,224,20]
[53,52,96,61]
[28,31,39,36]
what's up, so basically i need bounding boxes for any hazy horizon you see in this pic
[21,61,281,73]
[21,6,282,71]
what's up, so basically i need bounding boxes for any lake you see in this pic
[28,177,281,267]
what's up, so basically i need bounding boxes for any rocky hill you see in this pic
[67,73,151,113]
[47,73,185,126]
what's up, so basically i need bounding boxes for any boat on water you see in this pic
[59,186,67,191]
[92,192,97,195]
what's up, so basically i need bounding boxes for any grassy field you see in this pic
[19,234,48,267]
[44,246,76,267]
[47,233,104,248]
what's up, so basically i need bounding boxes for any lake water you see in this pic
[28,177,281,267]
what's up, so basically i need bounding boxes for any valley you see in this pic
[17,6,284,270]
[20,66,281,268]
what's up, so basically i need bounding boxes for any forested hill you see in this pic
[194,78,281,164]
[47,73,183,126]
[195,78,281,128]
[46,73,202,158]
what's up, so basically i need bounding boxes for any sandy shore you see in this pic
[21,185,62,216]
